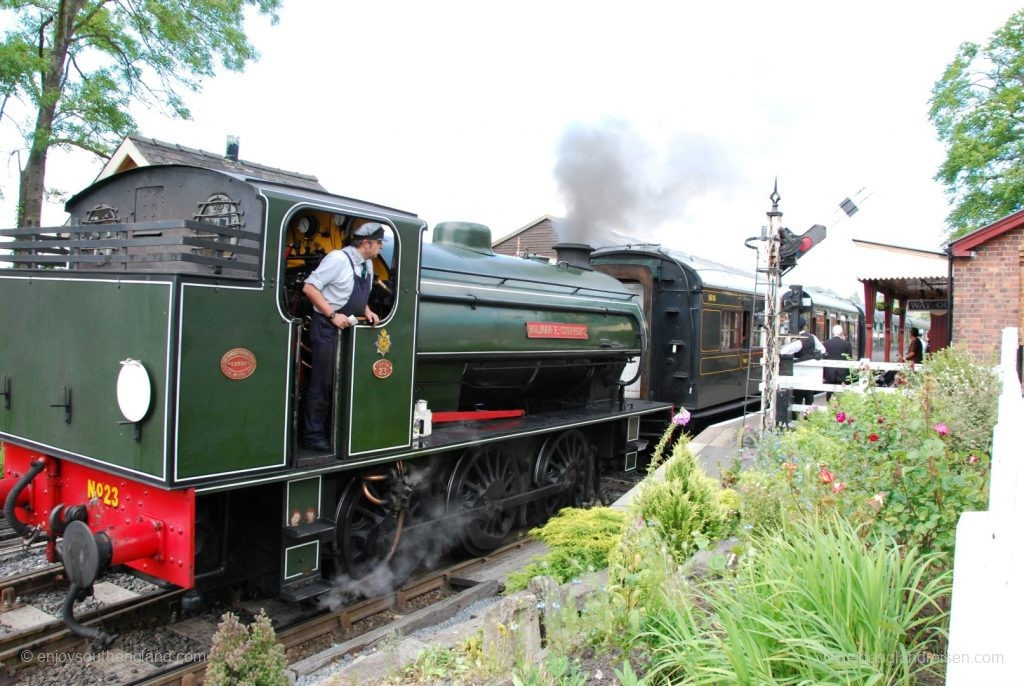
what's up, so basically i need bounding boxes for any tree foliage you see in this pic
[930,10,1024,239]
[0,0,281,227]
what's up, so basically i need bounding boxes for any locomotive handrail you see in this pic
[421,291,640,318]
[422,266,636,300]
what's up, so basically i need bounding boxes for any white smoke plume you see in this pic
[553,119,735,247]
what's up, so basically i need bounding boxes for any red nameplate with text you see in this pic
[525,322,589,339]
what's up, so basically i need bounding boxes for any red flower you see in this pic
[832,481,846,493]
[818,466,834,484]
[868,433,879,442]
[835,412,846,423]
[877,417,885,424]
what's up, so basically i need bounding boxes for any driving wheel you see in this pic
[445,445,522,556]
[533,429,591,518]
[332,472,403,580]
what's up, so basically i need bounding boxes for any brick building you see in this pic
[950,209,1024,363]
[492,215,558,259]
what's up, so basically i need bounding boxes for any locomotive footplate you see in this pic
[410,399,671,456]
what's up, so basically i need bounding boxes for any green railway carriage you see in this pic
[0,165,667,638]
[587,245,865,418]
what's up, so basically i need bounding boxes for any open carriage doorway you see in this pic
[280,210,400,463]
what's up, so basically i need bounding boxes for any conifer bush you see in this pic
[504,506,627,592]
[205,610,287,686]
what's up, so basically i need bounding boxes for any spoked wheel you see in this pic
[533,429,591,519]
[446,445,522,556]
[333,465,409,580]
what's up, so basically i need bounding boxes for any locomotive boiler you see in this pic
[0,164,668,638]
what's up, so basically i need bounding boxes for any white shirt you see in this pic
[780,332,825,357]
[305,245,367,311]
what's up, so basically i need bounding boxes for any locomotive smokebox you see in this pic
[553,243,594,271]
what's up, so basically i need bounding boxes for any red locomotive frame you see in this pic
[1,443,196,589]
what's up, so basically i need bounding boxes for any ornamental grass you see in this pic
[641,516,951,685]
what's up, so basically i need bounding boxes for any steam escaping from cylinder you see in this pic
[553,119,734,246]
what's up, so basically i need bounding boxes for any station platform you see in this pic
[687,411,762,481]
[613,396,831,510]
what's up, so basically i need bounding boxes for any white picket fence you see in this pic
[946,327,1024,683]
[775,357,914,415]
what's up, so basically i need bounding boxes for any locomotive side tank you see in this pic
[0,164,668,637]
[418,223,643,414]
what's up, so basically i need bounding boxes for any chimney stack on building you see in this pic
[225,135,239,162]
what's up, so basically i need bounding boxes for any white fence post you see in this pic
[946,327,1024,683]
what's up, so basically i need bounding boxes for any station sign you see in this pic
[908,299,946,311]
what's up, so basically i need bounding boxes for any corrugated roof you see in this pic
[852,239,947,281]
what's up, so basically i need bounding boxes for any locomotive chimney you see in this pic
[225,135,239,162]
[553,243,594,271]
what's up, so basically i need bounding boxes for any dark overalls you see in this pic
[302,253,372,448]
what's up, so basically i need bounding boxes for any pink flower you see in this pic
[672,409,691,426]
[967,455,980,465]
[831,481,846,493]
[835,412,846,423]
[818,466,834,484]
[868,433,879,442]
[934,423,950,436]
[867,492,885,510]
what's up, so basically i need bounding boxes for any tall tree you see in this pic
[930,9,1024,239]
[0,0,280,227]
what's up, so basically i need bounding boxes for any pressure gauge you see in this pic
[297,216,319,237]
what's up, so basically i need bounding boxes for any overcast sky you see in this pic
[2,1,1022,298]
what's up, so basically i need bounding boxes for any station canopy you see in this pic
[853,239,949,357]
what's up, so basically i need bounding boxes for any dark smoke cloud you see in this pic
[553,119,735,246]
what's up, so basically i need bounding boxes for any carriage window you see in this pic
[720,310,741,349]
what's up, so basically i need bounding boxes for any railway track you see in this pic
[0,537,531,685]
[0,565,175,675]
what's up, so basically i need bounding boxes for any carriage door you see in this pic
[620,281,646,398]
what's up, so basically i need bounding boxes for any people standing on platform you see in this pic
[903,327,924,366]
[781,316,823,406]
[823,324,853,400]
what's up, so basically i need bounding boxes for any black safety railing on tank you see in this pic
[0,219,261,276]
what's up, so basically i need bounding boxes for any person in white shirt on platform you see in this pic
[780,316,823,405]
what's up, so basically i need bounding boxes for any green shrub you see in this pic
[205,610,287,686]
[504,506,627,592]
[911,345,999,455]
[643,516,951,685]
[629,432,733,562]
